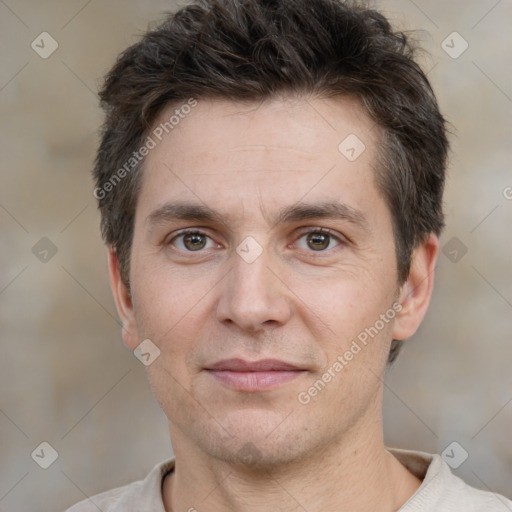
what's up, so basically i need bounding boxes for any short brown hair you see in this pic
[94,0,449,363]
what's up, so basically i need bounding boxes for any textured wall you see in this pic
[0,1,510,510]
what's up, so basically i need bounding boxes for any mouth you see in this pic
[205,358,306,392]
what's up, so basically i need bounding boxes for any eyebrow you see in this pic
[274,202,369,231]
[146,200,370,232]
[147,202,226,226]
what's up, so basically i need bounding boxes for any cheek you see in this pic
[132,254,203,329]
[295,275,395,412]
[129,284,175,366]
[293,266,394,341]
[132,266,209,416]
[130,258,219,371]
[290,267,398,403]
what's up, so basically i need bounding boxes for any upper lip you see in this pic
[206,358,302,372]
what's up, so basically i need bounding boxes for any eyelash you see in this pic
[166,227,345,255]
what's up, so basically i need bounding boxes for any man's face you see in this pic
[117,95,410,465]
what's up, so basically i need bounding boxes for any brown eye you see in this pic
[306,232,330,251]
[295,228,342,253]
[183,232,207,251]
[170,230,214,252]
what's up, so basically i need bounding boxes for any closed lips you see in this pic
[205,359,306,392]
[206,358,302,371]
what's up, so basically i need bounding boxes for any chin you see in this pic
[197,410,320,468]
[215,439,310,469]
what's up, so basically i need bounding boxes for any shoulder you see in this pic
[389,448,512,511]
[63,459,175,512]
[64,483,135,512]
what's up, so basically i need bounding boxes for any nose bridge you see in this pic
[233,245,271,297]
[216,239,291,330]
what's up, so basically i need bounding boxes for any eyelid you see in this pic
[165,226,348,253]
[165,228,220,250]
[294,226,346,240]
[292,227,347,252]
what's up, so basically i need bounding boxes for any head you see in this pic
[97,0,448,466]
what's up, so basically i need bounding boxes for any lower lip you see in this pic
[207,370,304,392]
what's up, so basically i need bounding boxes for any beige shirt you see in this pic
[65,448,512,511]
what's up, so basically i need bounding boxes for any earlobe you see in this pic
[107,247,139,349]
[392,234,439,341]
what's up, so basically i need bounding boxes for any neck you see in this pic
[162,408,421,511]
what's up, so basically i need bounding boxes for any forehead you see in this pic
[149,94,377,163]
[136,95,385,228]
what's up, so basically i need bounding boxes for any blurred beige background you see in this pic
[0,1,511,510]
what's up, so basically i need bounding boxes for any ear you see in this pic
[108,247,139,350]
[392,233,439,341]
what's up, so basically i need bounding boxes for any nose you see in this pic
[215,244,293,332]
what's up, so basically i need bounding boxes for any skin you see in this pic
[109,94,439,511]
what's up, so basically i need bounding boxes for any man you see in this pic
[68,0,512,510]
